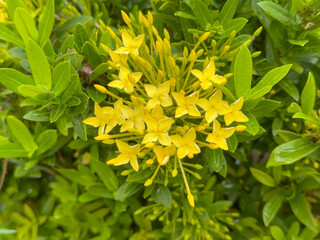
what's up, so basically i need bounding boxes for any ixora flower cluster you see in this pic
[84,11,249,207]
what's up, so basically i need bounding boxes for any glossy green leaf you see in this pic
[268,20,289,55]
[151,186,172,207]
[287,102,301,114]
[17,85,50,101]
[219,18,247,39]
[7,116,37,154]
[279,78,300,101]
[14,7,38,43]
[91,159,119,192]
[250,168,275,187]
[192,0,212,29]
[26,39,52,90]
[267,138,320,167]
[277,130,300,142]
[82,42,101,68]
[218,0,238,24]
[56,16,92,38]
[74,24,90,51]
[263,194,284,226]
[6,0,26,19]
[61,74,79,104]
[234,45,252,97]
[52,62,71,96]
[258,1,297,28]
[0,68,34,94]
[250,64,291,98]
[251,100,280,118]
[244,112,259,135]
[0,24,24,48]
[174,11,196,20]
[0,142,29,158]
[50,104,67,123]
[87,86,106,103]
[301,72,316,116]
[35,129,57,154]
[72,114,87,141]
[59,35,74,54]
[116,182,141,200]
[88,63,109,83]
[289,190,317,232]
[23,108,50,122]
[206,148,227,177]
[293,112,320,127]
[270,226,286,240]
[38,0,55,47]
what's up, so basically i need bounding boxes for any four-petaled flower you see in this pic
[145,81,173,109]
[224,97,249,126]
[197,89,231,123]
[109,50,128,67]
[206,120,235,150]
[108,66,142,94]
[120,104,145,132]
[170,128,201,159]
[172,91,200,118]
[153,145,175,165]
[191,60,227,90]
[107,140,140,171]
[115,31,144,56]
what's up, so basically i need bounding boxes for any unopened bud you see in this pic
[236,125,246,132]
[145,142,155,148]
[144,178,153,186]
[107,26,117,39]
[169,77,176,87]
[187,153,194,158]
[192,81,200,89]
[102,139,115,144]
[187,193,195,207]
[172,169,178,177]
[147,11,153,25]
[156,41,163,54]
[199,32,210,42]
[224,45,230,51]
[183,47,188,58]
[197,125,206,132]
[253,26,263,37]
[146,159,154,165]
[189,50,197,62]
[164,38,171,52]
[94,84,108,93]
[196,49,204,57]
[252,51,261,58]
[95,134,110,140]
[121,170,131,176]
[164,28,170,40]
[136,56,146,65]
[224,73,233,78]
[314,162,319,169]
[121,10,131,25]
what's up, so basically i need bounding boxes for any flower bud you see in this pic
[145,142,155,148]
[187,193,195,207]
[121,10,131,25]
[172,169,178,177]
[144,178,153,186]
[164,28,170,40]
[199,32,210,42]
[196,49,204,57]
[189,50,197,62]
[236,125,246,132]
[102,139,115,144]
[147,11,153,25]
[94,84,108,93]
[146,159,154,165]
[95,134,110,140]
[209,143,218,149]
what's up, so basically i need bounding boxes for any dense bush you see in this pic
[0,0,320,239]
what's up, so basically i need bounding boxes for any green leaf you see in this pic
[226,134,238,153]
[87,86,106,103]
[52,62,71,96]
[26,39,52,90]
[251,100,280,118]
[293,112,320,127]
[7,116,37,154]
[61,74,79,104]
[250,64,291,98]
[277,130,301,142]
[0,24,24,48]
[250,167,275,187]
[287,102,301,114]
[193,0,212,29]
[206,148,227,177]
[38,0,55,47]
[218,0,238,24]
[56,16,92,38]
[6,0,26,19]
[116,182,141,200]
[234,45,252,97]
[270,226,286,240]
[14,7,38,43]
[267,138,320,167]
[0,142,29,158]
[71,114,87,140]
[0,68,34,94]
[289,190,317,232]
[151,186,172,207]
[74,24,90,51]
[244,112,259,135]
[59,35,74,54]
[91,159,119,192]
[279,78,300,101]
[174,11,196,20]
[263,194,284,226]
[35,129,57,154]
[23,108,50,122]
[258,1,297,28]
[88,62,109,83]
[17,85,50,101]
[268,20,289,55]
[219,18,247,39]
[56,114,68,136]
[70,93,89,114]
[82,42,101,68]
[287,39,308,47]
[50,104,67,123]
[301,72,316,115]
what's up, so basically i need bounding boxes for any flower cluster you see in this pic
[84,11,249,207]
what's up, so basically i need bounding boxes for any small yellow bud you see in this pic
[169,57,176,68]
[145,142,155,148]
[184,125,190,131]
[102,139,115,144]
[130,95,138,104]
[183,47,188,58]
[94,84,108,93]
[252,51,261,58]
[253,26,263,37]
[209,143,218,149]
[100,43,110,54]
[172,169,178,177]
[121,170,132,176]
[196,49,204,57]
[107,26,117,39]
[170,77,176,87]
[236,125,247,132]
[270,90,276,95]
[164,38,171,52]
[136,56,146,65]
[164,28,170,40]
[187,153,194,158]
[199,32,210,42]
[137,129,144,135]
[156,41,163,54]
[158,70,164,79]
[152,26,158,36]
[292,122,298,128]
[146,159,154,165]
[95,134,110,140]
[143,16,149,28]
[187,193,195,207]
[138,11,144,25]
[314,162,319,169]
[189,50,197,62]
[121,10,131,25]
[192,81,200,89]
[147,11,153,25]
[144,178,153,186]
[224,45,230,51]
[197,125,206,132]
[193,164,203,170]
[224,73,233,78]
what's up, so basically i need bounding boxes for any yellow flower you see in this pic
[109,50,128,67]
[104,99,125,133]
[145,81,173,109]
[191,60,227,90]
[170,128,200,159]
[206,120,235,150]
[153,145,175,165]
[145,104,167,121]
[224,97,249,126]
[107,140,140,171]
[142,116,174,146]
[108,66,142,94]
[83,103,113,135]
[120,104,145,132]
[197,89,231,123]
[115,31,144,56]
[172,91,200,118]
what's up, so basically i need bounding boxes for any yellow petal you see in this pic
[159,118,174,132]
[205,109,218,123]
[191,69,204,80]
[175,107,188,118]
[121,31,133,47]
[142,132,158,144]
[108,80,125,89]
[197,98,210,111]
[94,103,104,119]
[131,72,142,83]
[177,147,189,159]
[119,66,130,80]
[189,143,201,155]
[221,127,235,139]
[116,140,132,153]
[217,138,228,150]
[132,34,144,48]
[211,75,227,85]
[130,155,139,171]
[170,135,183,148]
[158,133,171,146]
[209,89,223,104]
[158,81,171,95]
[224,113,234,126]
[183,128,196,142]
[206,134,218,143]
[200,80,212,90]
[159,95,173,107]
[145,84,158,98]
[172,92,185,106]
[203,60,215,77]
[233,111,249,122]
[187,105,201,116]
[107,154,130,165]
[83,117,101,127]
[231,97,244,111]
[114,47,129,54]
